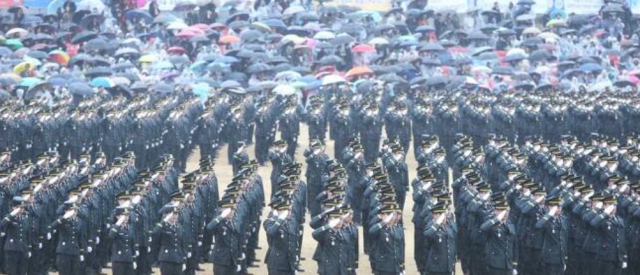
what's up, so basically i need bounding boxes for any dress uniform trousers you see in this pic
[160,262,182,275]
[213,263,235,275]
[597,260,623,275]
[542,263,564,275]
[5,250,27,275]
[268,269,295,275]
[486,267,512,275]
[56,254,81,275]
[112,261,135,275]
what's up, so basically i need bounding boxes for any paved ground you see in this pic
[72,124,463,274]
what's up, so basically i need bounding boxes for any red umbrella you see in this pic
[167,46,186,55]
[352,44,375,53]
[176,28,204,39]
[191,24,210,31]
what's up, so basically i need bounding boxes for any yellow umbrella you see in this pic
[13,61,36,75]
[538,32,560,40]
[546,19,566,27]
[251,22,271,32]
[139,55,157,63]
[282,34,305,44]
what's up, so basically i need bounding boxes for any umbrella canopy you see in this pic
[69,82,95,96]
[219,35,241,44]
[71,31,97,44]
[90,77,115,88]
[322,75,346,85]
[352,44,376,53]
[346,66,374,78]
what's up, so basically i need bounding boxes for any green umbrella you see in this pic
[5,39,23,50]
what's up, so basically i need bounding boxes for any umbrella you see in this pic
[152,83,174,93]
[13,61,37,75]
[69,53,92,66]
[352,44,375,53]
[614,76,638,87]
[130,82,148,92]
[314,31,335,40]
[6,28,28,38]
[419,43,445,52]
[273,84,296,96]
[174,0,197,11]
[80,13,104,28]
[320,55,343,65]
[111,61,135,71]
[529,49,551,62]
[250,22,271,32]
[262,19,286,29]
[579,63,602,73]
[5,39,23,50]
[284,5,306,15]
[77,0,106,13]
[332,34,355,45]
[125,10,153,24]
[167,21,189,30]
[27,51,48,60]
[227,12,250,24]
[369,37,389,45]
[152,61,174,70]
[19,77,43,88]
[0,73,21,86]
[346,66,373,78]
[241,30,263,42]
[90,77,115,88]
[71,31,97,44]
[247,63,272,74]
[169,55,190,66]
[167,46,186,55]
[154,13,179,24]
[69,82,95,96]
[115,47,140,58]
[219,35,240,44]
[84,66,112,78]
[546,19,566,28]
[139,55,157,63]
[523,27,541,35]
[602,4,624,13]
[322,75,346,85]
[83,37,108,52]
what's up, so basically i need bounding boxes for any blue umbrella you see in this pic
[261,19,287,29]
[90,77,114,88]
[47,77,69,87]
[19,77,43,88]
[47,0,78,15]
[579,63,602,73]
[125,10,153,24]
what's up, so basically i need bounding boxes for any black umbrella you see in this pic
[287,26,311,37]
[26,51,48,60]
[69,82,95,96]
[529,49,551,62]
[320,55,343,65]
[152,83,174,93]
[84,66,112,78]
[228,20,249,30]
[227,12,250,24]
[91,56,112,67]
[331,34,354,45]
[83,37,109,52]
[241,30,263,42]
[115,73,140,82]
[130,81,148,92]
[112,61,135,71]
[69,53,93,66]
[71,31,98,44]
[419,43,444,52]
[33,33,54,43]
[247,63,272,74]
[341,23,364,34]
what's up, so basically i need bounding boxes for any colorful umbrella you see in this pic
[219,35,241,44]
[352,44,375,53]
[49,50,70,65]
[346,66,374,78]
[90,77,115,88]
[139,55,158,63]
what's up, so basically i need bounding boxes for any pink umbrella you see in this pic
[352,44,375,53]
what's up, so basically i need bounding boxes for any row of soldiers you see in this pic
[0,91,204,172]
[448,132,640,275]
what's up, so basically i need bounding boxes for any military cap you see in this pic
[12,196,25,206]
[591,192,605,202]
[218,197,237,208]
[477,182,491,192]
[170,191,185,201]
[432,201,448,214]
[494,199,510,210]
[117,191,132,200]
[366,162,380,170]
[546,196,563,206]
[532,187,547,196]
[603,195,617,204]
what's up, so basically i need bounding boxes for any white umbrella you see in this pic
[167,21,189,30]
[314,31,335,40]
[283,5,306,15]
[369,37,389,45]
[77,0,106,13]
[273,84,296,96]
[322,74,346,85]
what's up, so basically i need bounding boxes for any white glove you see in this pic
[436,214,446,225]
[548,206,558,216]
[38,243,42,249]
[87,246,93,253]
[96,237,100,244]
[605,205,615,215]
[135,250,139,257]
[278,211,289,220]
[595,202,604,209]
[535,196,544,203]
[622,261,628,269]
[28,252,31,258]
[182,264,186,271]
[328,218,340,228]
[236,265,242,272]
[497,210,508,221]
[133,262,137,270]
[80,255,85,262]
[221,208,232,218]
[240,253,246,260]
[106,224,111,229]
[47,233,51,240]
[272,210,278,217]
[187,252,192,258]
[513,269,518,275]
[198,242,202,247]
[147,247,151,253]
